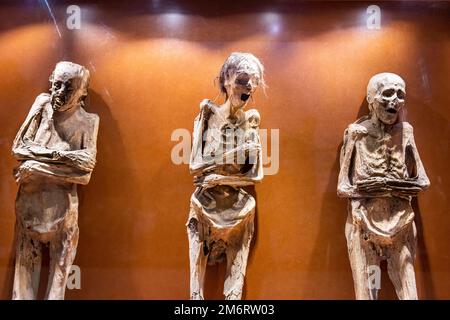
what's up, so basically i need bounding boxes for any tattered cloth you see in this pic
[188,185,255,246]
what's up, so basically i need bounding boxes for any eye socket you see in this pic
[235,74,250,86]
[53,81,62,89]
[397,90,405,99]
[382,88,395,97]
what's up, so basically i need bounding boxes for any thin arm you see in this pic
[12,94,49,160]
[197,122,264,188]
[337,125,370,198]
[189,100,212,175]
[16,161,91,185]
[59,115,100,172]
[407,129,430,189]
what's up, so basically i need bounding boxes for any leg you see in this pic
[387,222,418,300]
[187,217,208,300]
[345,215,381,300]
[45,223,79,300]
[12,225,42,300]
[223,217,254,300]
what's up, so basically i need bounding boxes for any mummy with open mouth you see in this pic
[338,72,429,300]
[386,108,397,114]
[53,96,65,107]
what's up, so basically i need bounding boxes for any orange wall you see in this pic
[0,1,449,299]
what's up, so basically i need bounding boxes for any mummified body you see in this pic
[12,61,99,300]
[188,52,265,300]
[337,73,430,300]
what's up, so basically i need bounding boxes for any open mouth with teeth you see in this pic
[241,93,251,102]
[386,108,397,114]
[52,96,66,109]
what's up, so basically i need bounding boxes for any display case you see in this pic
[0,0,448,300]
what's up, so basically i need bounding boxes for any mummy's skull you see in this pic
[49,61,90,112]
[367,72,406,125]
[219,52,265,108]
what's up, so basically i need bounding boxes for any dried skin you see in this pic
[337,73,430,300]
[187,53,264,300]
[11,62,98,300]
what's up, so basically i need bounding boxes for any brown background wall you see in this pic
[0,0,449,299]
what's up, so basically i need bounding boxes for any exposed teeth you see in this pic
[386,108,397,114]
[54,97,64,105]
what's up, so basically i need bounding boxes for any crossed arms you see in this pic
[12,94,99,185]
[337,123,430,199]
[189,100,263,188]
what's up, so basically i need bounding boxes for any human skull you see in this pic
[219,52,265,108]
[49,61,90,112]
[367,72,406,125]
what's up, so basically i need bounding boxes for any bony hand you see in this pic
[52,150,63,161]
[389,185,422,195]
[356,177,384,187]
[13,163,33,183]
[193,175,206,186]
[13,167,21,183]
[385,178,421,189]
[198,174,229,187]
[200,174,219,186]
[194,174,218,187]
[356,178,390,192]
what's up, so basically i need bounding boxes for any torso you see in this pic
[352,121,410,183]
[202,108,253,176]
[34,103,91,151]
[349,121,415,240]
[16,99,95,233]
[190,105,258,247]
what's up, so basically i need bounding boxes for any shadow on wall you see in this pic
[304,99,370,299]
[306,141,353,299]
[68,90,142,299]
[413,198,435,299]
[1,228,15,299]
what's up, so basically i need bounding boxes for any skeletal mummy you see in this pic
[187,52,265,300]
[338,72,430,300]
[11,61,99,300]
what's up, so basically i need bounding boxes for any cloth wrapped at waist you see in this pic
[350,197,414,244]
[188,185,255,243]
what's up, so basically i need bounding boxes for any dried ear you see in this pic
[80,90,89,109]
